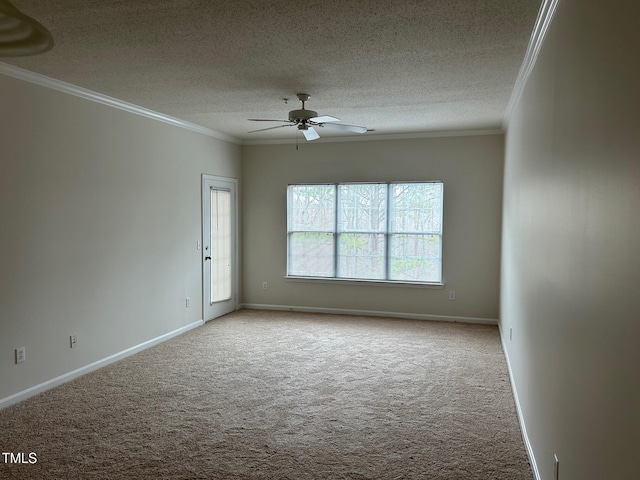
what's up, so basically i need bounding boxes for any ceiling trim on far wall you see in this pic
[241,128,505,146]
[0,62,241,144]
[503,0,560,128]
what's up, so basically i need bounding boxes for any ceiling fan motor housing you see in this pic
[288,109,318,123]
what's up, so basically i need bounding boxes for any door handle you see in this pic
[205,256,211,261]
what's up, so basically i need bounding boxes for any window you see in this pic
[287,182,443,284]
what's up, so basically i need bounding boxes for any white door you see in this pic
[202,175,237,321]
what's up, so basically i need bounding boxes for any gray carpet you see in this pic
[0,309,533,479]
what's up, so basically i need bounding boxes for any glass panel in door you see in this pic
[210,188,232,303]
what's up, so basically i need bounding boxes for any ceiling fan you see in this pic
[248,93,368,141]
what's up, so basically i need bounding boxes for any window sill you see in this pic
[284,276,444,289]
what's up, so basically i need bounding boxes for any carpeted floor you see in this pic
[0,309,533,479]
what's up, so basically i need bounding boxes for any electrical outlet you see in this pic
[262,281,268,290]
[186,297,191,308]
[70,335,78,348]
[554,454,559,480]
[449,290,456,300]
[15,347,26,364]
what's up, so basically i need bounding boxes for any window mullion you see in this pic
[334,184,339,278]
[385,183,391,281]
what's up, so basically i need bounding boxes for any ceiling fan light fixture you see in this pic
[301,126,320,141]
[0,0,53,57]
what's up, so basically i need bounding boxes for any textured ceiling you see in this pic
[2,0,541,143]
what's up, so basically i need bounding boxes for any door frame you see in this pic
[202,174,239,321]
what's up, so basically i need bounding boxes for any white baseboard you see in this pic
[240,303,498,325]
[498,324,540,480]
[0,319,204,410]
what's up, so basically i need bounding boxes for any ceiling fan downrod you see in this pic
[289,93,318,125]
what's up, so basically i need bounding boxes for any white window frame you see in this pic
[286,181,444,287]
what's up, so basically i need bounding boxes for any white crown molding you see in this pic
[0,63,241,144]
[503,0,560,128]
[240,303,498,325]
[1,62,506,147]
[241,127,505,146]
[0,319,204,410]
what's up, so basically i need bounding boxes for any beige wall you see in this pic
[0,73,241,402]
[501,0,640,478]
[242,135,504,321]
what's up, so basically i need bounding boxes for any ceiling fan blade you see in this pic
[309,115,340,123]
[319,122,368,134]
[248,124,293,133]
[302,126,320,141]
[248,118,291,122]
